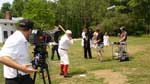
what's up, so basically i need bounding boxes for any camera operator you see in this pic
[58,30,73,78]
[0,19,37,84]
[118,26,128,57]
[119,26,127,43]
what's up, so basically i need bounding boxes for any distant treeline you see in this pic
[0,0,150,37]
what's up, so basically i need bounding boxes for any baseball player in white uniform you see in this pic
[58,30,73,78]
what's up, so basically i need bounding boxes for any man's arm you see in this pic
[119,32,127,42]
[0,56,37,73]
[119,36,125,42]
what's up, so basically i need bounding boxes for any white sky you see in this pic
[0,0,14,9]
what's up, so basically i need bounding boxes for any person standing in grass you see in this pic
[0,19,37,84]
[94,29,104,62]
[51,26,61,60]
[119,26,127,43]
[92,29,99,48]
[118,26,128,57]
[58,30,73,78]
[81,28,92,59]
[103,32,110,47]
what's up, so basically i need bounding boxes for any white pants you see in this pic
[58,49,69,65]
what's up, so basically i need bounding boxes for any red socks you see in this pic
[63,65,68,76]
[60,64,69,76]
[60,64,64,74]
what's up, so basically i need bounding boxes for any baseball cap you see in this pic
[19,19,34,30]
[65,30,72,34]
[120,26,125,30]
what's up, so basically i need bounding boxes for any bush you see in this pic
[133,31,144,36]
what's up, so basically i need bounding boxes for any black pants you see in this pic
[51,45,60,60]
[5,75,33,84]
[83,46,92,59]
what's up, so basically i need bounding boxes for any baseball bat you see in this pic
[58,25,66,33]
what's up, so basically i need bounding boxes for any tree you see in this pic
[7,0,149,36]
[53,0,109,37]
[101,0,150,35]
[22,0,55,30]
[128,0,150,34]
[0,2,11,18]
[11,0,25,17]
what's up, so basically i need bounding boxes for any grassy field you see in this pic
[0,36,150,84]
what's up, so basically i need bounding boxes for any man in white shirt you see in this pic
[81,28,92,59]
[58,30,73,78]
[0,19,37,84]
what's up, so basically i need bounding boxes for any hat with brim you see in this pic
[65,30,72,34]
[19,19,34,29]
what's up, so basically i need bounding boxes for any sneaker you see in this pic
[60,73,64,75]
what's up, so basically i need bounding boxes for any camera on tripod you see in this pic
[29,29,52,84]
[29,29,52,45]
[29,29,52,68]
[112,42,126,45]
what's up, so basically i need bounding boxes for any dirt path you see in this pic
[91,70,128,84]
[52,69,129,84]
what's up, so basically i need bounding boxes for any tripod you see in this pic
[32,44,51,84]
[112,42,128,61]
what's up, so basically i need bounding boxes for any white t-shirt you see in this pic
[103,35,110,46]
[81,31,92,47]
[81,31,86,47]
[0,31,31,78]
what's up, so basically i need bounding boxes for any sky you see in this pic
[0,0,14,9]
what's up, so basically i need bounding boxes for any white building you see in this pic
[0,19,17,43]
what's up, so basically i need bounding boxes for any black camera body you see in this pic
[113,42,126,45]
[29,29,53,45]
[32,44,48,68]
[113,42,120,45]
[29,29,52,68]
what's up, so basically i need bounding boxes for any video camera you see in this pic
[29,29,53,45]
[28,29,53,68]
[112,42,126,45]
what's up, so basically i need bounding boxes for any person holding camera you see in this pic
[58,30,73,78]
[0,19,37,84]
[119,26,127,42]
[119,26,128,55]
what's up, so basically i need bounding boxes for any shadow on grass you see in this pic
[128,56,134,60]
[69,70,87,77]
[112,56,134,62]
[103,58,113,62]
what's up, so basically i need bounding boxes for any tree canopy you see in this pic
[0,0,149,37]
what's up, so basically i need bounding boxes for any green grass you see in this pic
[0,36,150,84]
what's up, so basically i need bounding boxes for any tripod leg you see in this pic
[33,72,37,84]
[45,65,51,84]
[112,44,113,59]
[41,68,46,84]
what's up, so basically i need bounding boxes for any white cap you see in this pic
[120,26,125,30]
[65,30,72,34]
